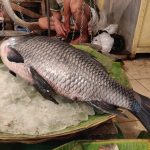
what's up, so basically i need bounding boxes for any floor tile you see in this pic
[124,60,150,79]
[117,121,146,138]
[138,79,150,91]
[116,110,138,123]
[125,72,134,80]
[129,79,150,98]
[117,58,150,137]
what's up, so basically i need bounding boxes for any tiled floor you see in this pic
[124,57,150,98]
[116,56,150,138]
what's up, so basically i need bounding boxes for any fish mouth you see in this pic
[0,38,14,52]
[0,36,26,58]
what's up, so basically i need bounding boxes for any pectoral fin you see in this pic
[30,67,58,104]
[7,47,24,63]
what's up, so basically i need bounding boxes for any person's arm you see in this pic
[52,11,67,37]
[63,0,71,33]
[52,11,62,22]
[48,0,66,37]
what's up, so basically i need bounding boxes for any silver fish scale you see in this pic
[12,36,138,110]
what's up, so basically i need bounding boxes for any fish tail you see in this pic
[131,93,150,133]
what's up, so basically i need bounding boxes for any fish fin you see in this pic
[87,100,127,117]
[30,67,59,104]
[7,47,24,63]
[131,92,150,133]
[9,70,16,77]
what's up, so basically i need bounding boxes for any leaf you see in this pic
[138,131,150,139]
[54,140,150,150]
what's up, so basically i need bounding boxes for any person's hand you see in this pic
[54,20,67,38]
[64,22,70,37]
[0,10,4,17]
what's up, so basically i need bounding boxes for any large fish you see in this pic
[0,36,150,132]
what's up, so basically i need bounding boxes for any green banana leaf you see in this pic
[54,140,150,150]
[138,132,150,139]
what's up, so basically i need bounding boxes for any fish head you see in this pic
[0,36,29,50]
[0,36,33,84]
[0,36,26,62]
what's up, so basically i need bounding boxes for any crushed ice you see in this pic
[0,65,95,135]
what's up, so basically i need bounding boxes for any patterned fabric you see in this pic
[49,0,62,11]
[50,0,96,11]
